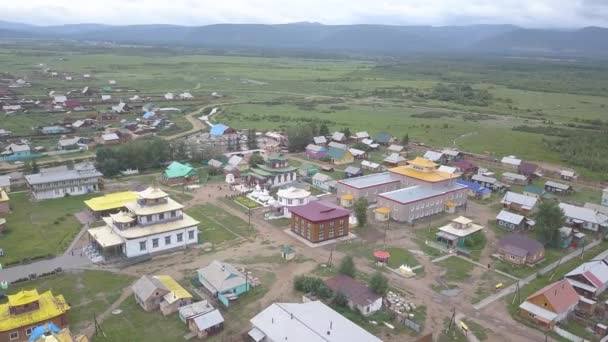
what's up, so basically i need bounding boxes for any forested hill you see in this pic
[1,21,607,57]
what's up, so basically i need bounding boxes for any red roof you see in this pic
[583,271,603,288]
[374,251,391,259]
[450,160,477,171]
[289,201,350,222]
[64,99,81,108]
[527,279,579,313]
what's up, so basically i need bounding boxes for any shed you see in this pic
[344,166,363,178]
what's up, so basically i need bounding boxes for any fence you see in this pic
[553,326,587,342]
[399,317,421,333]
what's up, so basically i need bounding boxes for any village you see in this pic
[1,57,608,342]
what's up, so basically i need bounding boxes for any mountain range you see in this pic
[1,21,607,57]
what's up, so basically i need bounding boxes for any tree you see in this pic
[319,123,330,136]
[343,127,352,138]
[353,197,368,227]
[369,272,389,295]
[333,291,348,307]
[351,141,370,152]
[286,125,314,152]
[31,159,40,174]
[293,275,333,299]
[23,160,32,174]
[401,133,409,146]
[338,256,356,278]
[249,154,264,166]
[535,200,566,247]
[247,129,258,150]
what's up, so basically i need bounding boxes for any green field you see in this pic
[0,192,92,265]
[436,257,475,282]
[185,203,254,244]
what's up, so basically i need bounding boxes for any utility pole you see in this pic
[328,247,333,267]
[248,207,251,229]
[383,220,389,249]
[549,256,563,281]
[446,307,456,333]
[512,280,521,305]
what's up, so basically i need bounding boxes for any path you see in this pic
[0,254,91,283]
[82,286,134,339]
[473,238,601,310]
[455,312,481,342]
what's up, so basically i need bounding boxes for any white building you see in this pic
[24,162,102,200]
[559,203,608,232]
[276,187,311,217]
[248,301,382,342]
[501,155,522,168]
[312,173,335,191]
[88,187,199,259]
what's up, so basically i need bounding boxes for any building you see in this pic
[387,144,405,154]
[290,201,350,243]
[544,181,573,195]
[348,148,367,160]
[501,192,538,214]
[496,210,533,231]
[501,156,522,169]
[560,170,577,182]
[313,136,327,145]
[84,191,138,218]
[3,143,31,158]
[248,301,382,342]
[353,131,369,141]
[132,275,193,316]
[373,132,392,145]
[161,161,199,186]
[471,174,501,191]
[0,175,10,192]
[57,137,87,151]
[361,160,382,172]
[276,187,312,217]
[87,187,199,259]
[0,290,70,342]
[435,216,484,248]
[441,149,463,162]
[603,188,608,207]
[178,301,224,339]
[497,234,545,265]
[523,185,545,200]
[25,162,102,200]
[519,279,579,330]
[518,162,540,179]
[28,323,88,342]
[324,274,383,316]
[423,150,445,164]
[383,153,407,167]
[0,189,9,216]
[101,133,121,145]
[336,172,401,203]
[502,172,529,186]
[327,143,354,165]
[312,173,335,192]
[331,131,345,142]
[197,260,251,307]
[559,203,608,232]
[344,166,363,178]
[298,164,319,177]
[456,179,492,200]
[437,165,457,175]
[450,160,478,176]
[305,144,328,159]
[243,153,298,188]
[565,260,608,298]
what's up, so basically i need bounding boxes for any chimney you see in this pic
[330,320,333,329]
[290,313,293,320]
[272,317,274,324]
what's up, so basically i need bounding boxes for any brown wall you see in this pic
[0,314,68,342]
[291,215,350,243]
[528,294,557,313]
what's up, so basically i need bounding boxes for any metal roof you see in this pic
[560,203,608,226]
[472,174,497,184]
[313,136,327,144]
[501,192,538,209]
[496,210,525,225]
[379,183,466,204]
[338,172,399,189]
[423,150,443,161]
[502,172,528,181]
[197,261,247,293]
[289,201,350,222]
[25,162,102,185]
[193,309,224,331]
[519,301,557,321]
[545,181,572,190]
[306,144,327,152]
[501,156,522,166]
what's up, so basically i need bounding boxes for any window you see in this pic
[165,236,171,245]
[139,241,146,251]
[9,332,18,340]
[26,328,32,336]
[159,213,165,220]
[177,233,183,242]
[188,230,195,240]
[152,238,159,248]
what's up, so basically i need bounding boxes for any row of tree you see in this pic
[96,137,172,176]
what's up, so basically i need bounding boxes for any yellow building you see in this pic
[389,157,459,185]
[84,191,137,217]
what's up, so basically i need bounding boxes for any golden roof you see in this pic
[155,275,192,303]
[341,194,354,200]
[408,157,437,168]
[374,207,391,214]
[84,191,137,212]
[8,289,40,307]
[0,291,70,332]
[389,166,459,183]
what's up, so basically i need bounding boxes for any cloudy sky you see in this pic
[2,0,607,28]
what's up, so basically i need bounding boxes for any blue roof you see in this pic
[457,179,491,195]
[29,323,61,342]
[210,124,229,136]
[143,111,155,119]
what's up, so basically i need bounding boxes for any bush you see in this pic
[369,272,389,295]
[333,291,348,307]
[338,256,356,278]
[293,275,333,299]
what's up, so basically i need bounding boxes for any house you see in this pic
[84,191,138,218]
[437,165,458,175]
[312,173,335,191]
[210,124,235,136]
[249,301,382,342]
[289,201,350,243]
[456,179,492,200]
[298,164,318,177]
[276,187,312,217]
[327,143,354,165]
[441,149,463,162]
[348,148,367,160]
[337,172,401,203]
[560,170,577,181]
[361,160,382,172]
[471,174,501,191]
[435,216,484,249]
[0,175,11,192]
[53,95,67,105]
[305,144,328,159]
[383,153,407,167]
[101,94,112,101]
[0,129,12,139]
[101,133,121,145]
[361,139,379,149]
[0,290,70,342]
[353,131,369,141]
[142,111,156,120]
[280,246,296,260]
[3,143,31,157]
[25,162,102,200]
[57,137,87,151]
[373,132,392,145]
[40,126,70,135]
[179,92,193,100]
[243,153,298,188]
[162,161,199,186]
[518,162,541,179]
[197,261,251,307]
[387,144,405,154]
[523,185,545,200]
[496,210,533,230]
[497,234,545,265]
[164,93,174,100]
[559,203,608,232]
[208,159,223,169]
[132,275,193,316]
[88,187,199,260]
[423,150,445,164]
[313,136,327,145]
[519,279,579,330]
[178,301,224,339]
[501,192,538,214]
[501,155,522,169]
[344,166,363,178]
[559,227,574,248]
[544,181,573,195]
[64,99,82,109]
[502,172,529,186]
[331,131,345,142]
[28,323,88,342]
[324,274,382,316]
[565,260,608,298]
[227,155,248,171]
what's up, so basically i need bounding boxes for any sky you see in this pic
[2,0,607,28]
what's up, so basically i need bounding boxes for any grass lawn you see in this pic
[436,257,475,282]
[3,270,134,331]
[330,305,403,336]
[164,189,194,204]
[186,203,254,244]
[413,226,447,258]
[233,195,261,209]
[470,271,515,305]
[385,247,419,268]
[335,240,375,260]
[463,319,489,341]
[0,192,93,265]
[267,217,291,228]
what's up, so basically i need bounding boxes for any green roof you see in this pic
[328,146,347,159]
[250,168,274,177]
[163,161,197,179]
[281,246,295,254]
[524,185,544,195]
[374,132,392,143]
[257,164,298,173]
[101,86,113,92]
[267,153,287,161]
